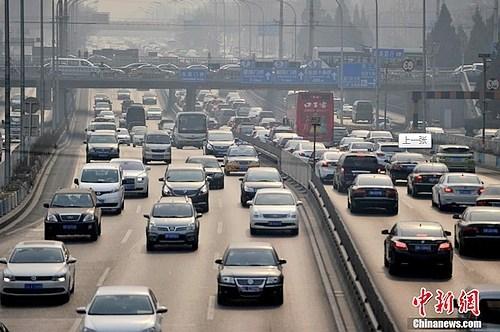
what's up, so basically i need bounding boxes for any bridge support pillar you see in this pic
[185,88,197,112]
[168,89,176,115]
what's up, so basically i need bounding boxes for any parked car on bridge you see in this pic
[476,185,500,206]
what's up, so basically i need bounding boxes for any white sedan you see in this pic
[432,173,484,211]
[314,151,342,183]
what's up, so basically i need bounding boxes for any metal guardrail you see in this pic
[238,134,398,332]
[432,133,500,156]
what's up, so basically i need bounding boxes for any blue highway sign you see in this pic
[304,68,337,84]
[342,63,376,88]
[240,68,273,83]
[274,68,304,83]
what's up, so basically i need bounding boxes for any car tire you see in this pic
[217,292,227,306]
[349,200,357,213]
[70,276,75,294]
[121,199,125,211]
[389,205,398,215]
[384,253,389,268]
[224,169,230,176]
[442,264,453,279]
[203,203,209,213]
[191,239,199,251]
[97,222,102,236]
[177,145,183,150]
[411,187,418,197]
[86,156,91,163]
[143,190,149,198]
[219,181,225,190]
[437,195,445,211]
[89,227,99,242]
[431,194,437,207]
[61,291,70,304]
[406,185,411,195]
[133,143,136,147]
[458,239,468,256]
[240,196,248,207]
[291,228,299,236]
[272,289,284,306]
[146,240,155,252]
[388,259,399,275]
[143,158,148,165]
[250,227,258,236]
[0,294,11,306]
[44,228,55,240]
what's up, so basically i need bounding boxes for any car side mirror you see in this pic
[83,141,87,144]
[145,166,151,171]
[43,202,50,208]
[0,257,7,264]
[214,259,223,265]
[157,306,168,314]
[238,178,244,182]
[158,177,164,182]
[278,259,287,265]
[67,257,77,264]
[206,176,213,182]
[121,179,126,185]
[296,200,303,206]
[452,214,460,220]
[143,214,150,219]
[73,178,79,185]
[246,200,253,206]
[76,307,86,314]
[444,231,452,236]
[196,213,203,219]
[381,229,389,235]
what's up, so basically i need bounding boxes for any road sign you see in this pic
[273,60,289,69]
[402,59,415,72]
[342,63,376,88]
[179,68,208,81]
[304,68,337,84]
[376,48,405,60]
[487,78,499,90]
[240,68,273,83]
[398,133,432,149]
[24,96,40,113]
[274,68,304,83]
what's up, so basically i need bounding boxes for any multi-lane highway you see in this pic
[0,89,361,332]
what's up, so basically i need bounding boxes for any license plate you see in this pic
[492,202,500,207]
[63,225,77,230]
[24,284,43,289]
[414,245,432,252]
[240,286,260,293]
[483,228,499,234]
[458,190,472,195]
[98,154,108,157]
[165,233,179,239]
[269,221,282,226]
[428,177,439,183]
[368,190,383,197]
[240,167,248,171]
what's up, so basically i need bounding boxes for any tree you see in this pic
[427,3,461,67]
[456,25,468,65]
[465,7,490,63]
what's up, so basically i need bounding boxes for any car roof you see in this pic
[145,130,168,136]
[227,242,275,251]
[167,163,204,170]
[439,145,470,149]
[209,130,233,135]
[377,142,399,146]
[396,221,444,231]
[89,130,116,136]
[444,172,478,178]
[357,174,391,180]
[465,206,500,213]
[94,286,152,296]
[110,158,143,164]
[157,196,192,204]
[82,163,121,170]
[247,167,279,174]
[54,188,94,195]
[343,152,377,157]
[255,188,293,195]
[15,240,64,249]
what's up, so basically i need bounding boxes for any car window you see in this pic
[88,135,117,144]
[51,193,93,208]
[392,154,425,162]
[228,146,257,157]
[146,134,170,144]
[111,160,144,171]
[398,226,444,237]
[225,249,277,266]
[447,175,481,184]
[166,169,204,182]
[380,145,404,153]
[357,176,393,186]
[152,203,193,218]
[440,147,470,154]
[81,169,119,183]
[414,164,448,173]
[94,123,116,131]
[187,158,220,168]
[89,295,153,315]
[246,170,281,182]
[468,211,500,222]
[10,247,64,263]
[254,193,294,205]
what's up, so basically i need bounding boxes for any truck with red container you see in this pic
[285,91,334,146]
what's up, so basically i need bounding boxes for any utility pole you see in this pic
[20,0,26,165]
[40,0,45,136]
[383,63,389,129]
[335,0,344,125]
[308,0,314,59]
[422,0,427,128]
[52,0,56,132]
[222,0,226,59]
[478,53,490,146]
[494,0,499,47]
[375,0,380,129]
[278,0,284,59]
[4,0,12,185]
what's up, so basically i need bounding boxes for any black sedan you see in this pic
[407,162,449,197]
[454,206,500,255]
[385,152,426,183]
[382,221,453,278]
[476,185,500,206]
[186,155,225,189]
[215,242,286,305]
[347,174,398,215]
[239,167,284,207]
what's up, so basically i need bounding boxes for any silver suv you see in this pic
[144,196,201,251]
[142,130,172,164]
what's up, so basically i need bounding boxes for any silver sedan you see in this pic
[314,151,342,183]
[432,173,484,211]
[77,286,168,332]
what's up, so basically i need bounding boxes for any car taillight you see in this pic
[392,240,408,250]
[386,189,398,198]
[352,189,367,197]
[438,242,452,251]
[415,175,423,183]
[376,152,385,157]
[321,161,329,167]
[478,187,485,194]
[462,226,479,235]
[340,167,345,174]
[443,187,453,193]
[392,163,402,170]
[476,200,489,206]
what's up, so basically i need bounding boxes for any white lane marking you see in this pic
[69,318,82,332]
[206,295,216,320]
[216,222,223,235]
[121,229,133,244]
[213,252,220,270]
[136,205,142,214]
[96,267,111,287]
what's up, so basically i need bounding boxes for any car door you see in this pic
[63,245,75,280]
[149,290,163,328]
[433,175,445,201]
[385,225,397,263]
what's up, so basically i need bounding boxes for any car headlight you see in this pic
[289,212,297,218]
[137,177,145,182]
[46,214,58,222]
[220,276,235,284]
[200,184,208,194]
[52,275,66,282]
[111,187,121,193]
[187,222,196,231]
[3,272,14,282]
[206,143,213,149]
[252,212,261,218]
[82,214,95,222]
[162,185,171,195]
[243,185,254,192]
[266,276,281,284]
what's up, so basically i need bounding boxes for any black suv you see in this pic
[333,152,379,192]
[43,188,102,241]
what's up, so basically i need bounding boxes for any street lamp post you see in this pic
[40,0,45,136]
[375,0,380,129]
[238,0,252,57]
[478,53,491,146]
[4,0,12,184]
[232,0,241,58]
[335,0,344,125]
[422,0,427,127]
[282,0,297,60]
[242,0,265,58]
[20,0,26,165]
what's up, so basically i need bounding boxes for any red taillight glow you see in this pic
[392,240,408,250]
[478,187,485,194]
[443,187,453,193]
[415,175,423,183]
[352,189,367,197]
[321,161,329,167]
[477,200,489,206]
[438,242,452,251]
[386,189,398,198]
[462,226,479,234]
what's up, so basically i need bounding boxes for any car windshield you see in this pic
[468,211,500,222]
[350,131,369,138]
[246,171,281,182]
[478,299,500,324]
[112,160,144,171]
[10,247,64,263]
[89,295,153,315]
[300,142,326,151]
[254,193,294,205]
[483,187,500,195]
[81,169,119,183]
[414,164,448,173]
[228,146,257,157]
[380,145,404,153]
[447,175,481,184]
[132,127,147,135]
[187,158,220,168]
[51,193,93,208]
[99,111,114,116]
[152,203,193,218]
[440,147,470,154]
[146,134,170,144]
[147,107,161,112]
[95,102,110,108]
[94,123,116,131]
[341,137,363,144]
[399,225,444,237]
[392,154,425,162]
[208,132,234,141]
[88,135,117,144]
[370,131,392,138]
[167,170,204,182]
[350,143,374,151]
[225,249,277,266]
[357,176,393,186]
[323,152,342,161]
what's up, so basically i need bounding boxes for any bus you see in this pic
[172,112,208,149]
[125,103,146,130]
[286,91,334,146]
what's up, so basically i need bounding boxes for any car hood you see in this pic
[78,182,120,191]
[144,143,170,149]
[6,263,67,276]
[205,167,222,174]
[48,207,94,215]
[83,315,156,332]
[88,143,118,149]
[123,170,147,178]
[251,205,296,214]
[209,140,234,147]
[165,182,204,190]
[133,134,145,138]
[220,266,281,278]
[150,216,194,226]
[245,181,283,189]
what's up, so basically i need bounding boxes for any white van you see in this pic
[47,57,100,77]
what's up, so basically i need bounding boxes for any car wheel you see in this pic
[143,190,149,198]
[442,264,453,279]
[86,156,91,163]
[384,252,389,268]
[219,181,225,189]
[203,203,209,213]
[121,199,125,211]
[350,200,357,213]
[89,227,99,241]
[97,222,102,235]
[411,187,418,197]
[388,259,399,275]
[217,292,227,306]
[272,289,284,306]
[437,195,445,211]
[406,185,411,195]
[60,291,71,304]
[291,228,299,236]
[458,239,468,256]
[431,194,437,207]
[70,276,75,294]
[142,158,148,165]
[177,145,183,150]
[133,143,136,147]
[0,294,11,306]
[146,240,155,252]
[191,239,199,251]
[44,228,54,240]
[240,196,247,207]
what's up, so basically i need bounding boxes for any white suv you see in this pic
[74,163,125,214]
